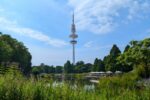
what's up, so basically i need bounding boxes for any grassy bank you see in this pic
[0,72,149,100]
[98,71,150,100]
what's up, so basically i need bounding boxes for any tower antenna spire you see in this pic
[72,12,74,24]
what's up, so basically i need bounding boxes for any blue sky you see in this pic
[0,0,150,66]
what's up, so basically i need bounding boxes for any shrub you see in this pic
[135,63,150,78]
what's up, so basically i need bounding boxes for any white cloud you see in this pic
[7,27,68,47]
[0,17,68,47]
[83,41,113,50]
[0,17,17,27]
[84,41,93,48]
[68,0,150,34]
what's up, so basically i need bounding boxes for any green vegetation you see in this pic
[0,33,32,75]
[32,63,57,75]
[103,44,121,72]
[92,58,105,71]
[118,38,150,78]
[0,33,150,99]
[31,38,150,78]
[0,71,149,100]
[98,72,150,100]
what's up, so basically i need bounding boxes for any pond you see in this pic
[42,74,97,90]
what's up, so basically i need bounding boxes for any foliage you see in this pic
[32,38,150,76]
[135,63,150,78]
[32,61,93,74]
[99,72,139,89]
[124,45,130,52]
[55,66,63,73]
[118,38,150,78]
[0,72,149,100]
[103,44,121,72]
[64,60,74,73]
[98,71,150,100]
[32,63,60,75]
[74,61,85,73]
[0,33,32,75]
[92,58,104,71]
[75,61,92,73]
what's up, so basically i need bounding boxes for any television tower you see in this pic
[69,13,78,65]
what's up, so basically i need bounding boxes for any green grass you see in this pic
[0,72,149,100]
[98,72,150,100]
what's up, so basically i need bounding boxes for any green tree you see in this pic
[75,61,85,73]
[48,66,55,73]
[0,41,13,63]
[84,63,92,72]
[92,58,104,71]
[110,44,121,57]
[118,38,150,78]
[32,66,40,75]
[103,44,121,72]
[64,61,74,73]
[0,33,32,75]
[74,61,92,73]
[124,45,130,52]
[55,66,63,73]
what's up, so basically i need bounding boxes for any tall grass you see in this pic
[0,73,100,100]
[98,72,150,100]
[0,72,149,100]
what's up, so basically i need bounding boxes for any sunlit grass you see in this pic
[0,72,149,100]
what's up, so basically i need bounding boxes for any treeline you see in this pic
[32,62,92,75]
[0,32,149,78]
[32,63,63,75]
[32,38,150,78]
[0,32,32,75]
[31,44,121,74]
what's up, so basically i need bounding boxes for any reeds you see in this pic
[0,72,149,100]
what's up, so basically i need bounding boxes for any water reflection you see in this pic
[47,74,96,90]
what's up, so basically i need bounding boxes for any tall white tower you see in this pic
[69,13,78,65]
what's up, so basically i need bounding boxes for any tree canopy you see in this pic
[103,44,121,72]
[118,38,150,78]
[0,33,32,75]
[92,58,104,71]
